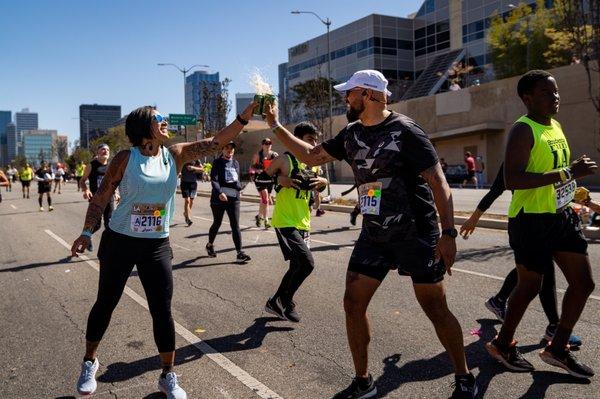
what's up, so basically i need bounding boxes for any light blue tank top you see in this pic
[109,146,178,238]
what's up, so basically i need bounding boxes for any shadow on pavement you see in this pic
[0,256,74,273]
[98,317,293,384]
[455,246,513,262]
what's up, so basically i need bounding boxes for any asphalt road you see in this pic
[1,182,599,399]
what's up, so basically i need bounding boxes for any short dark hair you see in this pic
[517,70,553,98]
[125,106,155,146]
[293,121,321,139]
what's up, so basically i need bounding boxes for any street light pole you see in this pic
[291,10,334,194]
[157,63,210,113]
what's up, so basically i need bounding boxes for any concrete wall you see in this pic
[243,63,600,186]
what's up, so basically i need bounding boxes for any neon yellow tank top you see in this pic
[75,164,85,177]
[20,167,33,181]
[271,154,317,231]
[508,116,572,217]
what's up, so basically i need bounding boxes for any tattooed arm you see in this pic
[71,150,130,256]
[421,162,456,272]
[169,101,257,172]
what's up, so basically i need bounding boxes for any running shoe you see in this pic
[350,211,358,226]
[539,346,594,379]
[543,324,583,348]
[283,301,300,323]
[87,242,93,252]
[316,209,325,217]
[264,218,271,229]
[236,251,251,263]
[255,215,262,227]
[451,373,478,399]
[76,358,99,396]
[332,374,377,399]
[185,217,193,227]
[265,297,286,320]
[158,372,187,399]
[484,296,506,322]
[205,243,216,258]
[49,206,54,211]
[39,207,44,212]
[485,338,534,372]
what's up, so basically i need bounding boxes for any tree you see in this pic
[290,77,343,136]
[12,155,27,169]
[555,0,599,116]
[52,137,69,162]
[198,78,231,135]
[487,0,572,79]
[90,125,130,154]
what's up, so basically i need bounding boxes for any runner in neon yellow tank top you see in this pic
[262,122,327,323]
[486,70,597,379]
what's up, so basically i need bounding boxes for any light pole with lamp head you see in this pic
[291,10,334,195]
[157,63,210,113]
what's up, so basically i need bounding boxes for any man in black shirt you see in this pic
[264,69,477,399]
[34,161,54,211]
[180,160,203,226]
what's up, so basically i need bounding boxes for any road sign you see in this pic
[169,114,197,125]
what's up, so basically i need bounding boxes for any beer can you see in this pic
[253,94,276,115]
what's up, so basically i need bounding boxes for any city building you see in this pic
[278,0,540,121]
[21,129,57,165]
[13,109,39,159]
[6,123,17,163]
[185,71,223,132]
[79,104,122,148]
[0,110,11,165]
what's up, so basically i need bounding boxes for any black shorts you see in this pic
[256,183,274,193]
[21,180,31,187]
[508,207,588,274]
[275,227,312,261]
[466,170,475,180]
[181,181,198,198]
[348,233,445,284]
[38,185,51,194]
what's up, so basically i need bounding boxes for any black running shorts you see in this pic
[21,180,30,187]
[180,181,198,198]
[508,207,588,274]
[348,232,445,284]
[38,185,51,194]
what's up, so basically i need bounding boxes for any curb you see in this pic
[190,190,600,239]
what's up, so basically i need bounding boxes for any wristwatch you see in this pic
[441,228,458,238]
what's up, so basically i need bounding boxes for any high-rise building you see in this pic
[185,71,223,132]
[21,129,57,165]
[13,109,39,158]
[5,123,17,163]
[79,104,122,148]
[0,111,11,165]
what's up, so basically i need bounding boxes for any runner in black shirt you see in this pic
[34,161,54,211]
[264,69,477,399]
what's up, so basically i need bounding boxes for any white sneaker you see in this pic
[158,372,187,399]
[76,358,99,396]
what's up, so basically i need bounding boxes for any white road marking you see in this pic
[45,229,284,399]
[172,243,192,251]
[10,204,17,209]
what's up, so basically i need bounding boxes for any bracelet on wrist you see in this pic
[564,167,573,181]
[271,123,282,132]
[81,230,93,238]
[236,114,248,126]
[558,169,567,182]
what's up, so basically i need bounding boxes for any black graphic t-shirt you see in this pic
[322,112,439,242]
[89,159,108,194]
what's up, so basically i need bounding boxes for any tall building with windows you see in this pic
[21,129,57,165]
[79,104,121,148]
[6,123,17,163]
[185,71,223,132]
[0,111,11,165]
[13,109,39,159]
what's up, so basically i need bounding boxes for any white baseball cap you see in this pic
[334,70,392,96]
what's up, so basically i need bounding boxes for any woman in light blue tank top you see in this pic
[70,102,257,398]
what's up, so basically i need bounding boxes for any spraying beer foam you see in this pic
[250,69,273,95]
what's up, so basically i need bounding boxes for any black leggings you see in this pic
[86,229,175,352]
[209,201,242,252]
[274,228,315,305]
[495,266,559,325]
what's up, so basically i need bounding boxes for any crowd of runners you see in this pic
[2,67,594,399]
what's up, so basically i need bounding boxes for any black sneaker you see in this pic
[484,296,506,322]
[283,301,300,323]
[350,211,358,226]
[332,374,377,399]
[87,241,93,252]
[543,324,583,348]
[255,215,262,227]
[264,297,285,320]
[451,373,478,399]
[540,346,594,379]
[185,217,193,227]
[205,243,216,258]
[485,338,534,372]
[236,251,251,263]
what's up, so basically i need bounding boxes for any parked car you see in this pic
[444,164,467,184]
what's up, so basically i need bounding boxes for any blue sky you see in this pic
[0,1,421,146]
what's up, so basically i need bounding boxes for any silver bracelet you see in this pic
[564,167,573,181]
[270,123,282,132]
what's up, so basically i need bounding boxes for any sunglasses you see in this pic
[345,88,367,98]
[154,114,168,123]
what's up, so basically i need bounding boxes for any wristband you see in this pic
[558,169,567,182]
[236,114,248,126]
[271,123,282,133]
[564,167,573,181]
[81,229,93,238]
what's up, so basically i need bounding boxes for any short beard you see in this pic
[346,103,364,123]
[98,155,109,162]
